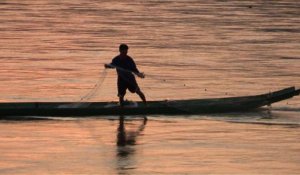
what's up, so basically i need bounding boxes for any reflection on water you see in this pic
[0,114,299,174]
[116,116,147,174]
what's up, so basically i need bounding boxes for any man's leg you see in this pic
[126,77,146,105]
[118,78,126,106]
[119,95,125,106]
[136,88,146,104]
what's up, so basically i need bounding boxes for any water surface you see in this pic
[0,0,299,174]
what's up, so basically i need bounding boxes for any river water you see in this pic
[0,0,299,174]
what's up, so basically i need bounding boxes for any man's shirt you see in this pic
[111,55,139,81]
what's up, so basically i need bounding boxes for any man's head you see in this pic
[119,44,128,55]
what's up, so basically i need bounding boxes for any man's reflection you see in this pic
[116,115,147,172]
[117,116,147,153]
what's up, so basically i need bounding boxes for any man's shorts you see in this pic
[117,76,140,97]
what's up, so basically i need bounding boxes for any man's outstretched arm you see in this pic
[104,63,145,78]
[104,63,115,69]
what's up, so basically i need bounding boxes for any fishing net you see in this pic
[65,68,108,108]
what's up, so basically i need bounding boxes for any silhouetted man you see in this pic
[105,44,146,106]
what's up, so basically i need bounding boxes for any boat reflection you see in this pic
[116,115,147,173]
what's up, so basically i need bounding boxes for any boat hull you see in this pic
[0,87,299,117]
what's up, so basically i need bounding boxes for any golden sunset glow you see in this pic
[0,1,299,174]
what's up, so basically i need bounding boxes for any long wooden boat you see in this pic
[0,87,299,117]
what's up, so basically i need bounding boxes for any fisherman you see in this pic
[105,44,146,106]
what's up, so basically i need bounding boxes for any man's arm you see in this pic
[104,63,115,69]
[129,58,145,78]
[136,72,145,78]
[105,61,145,78]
